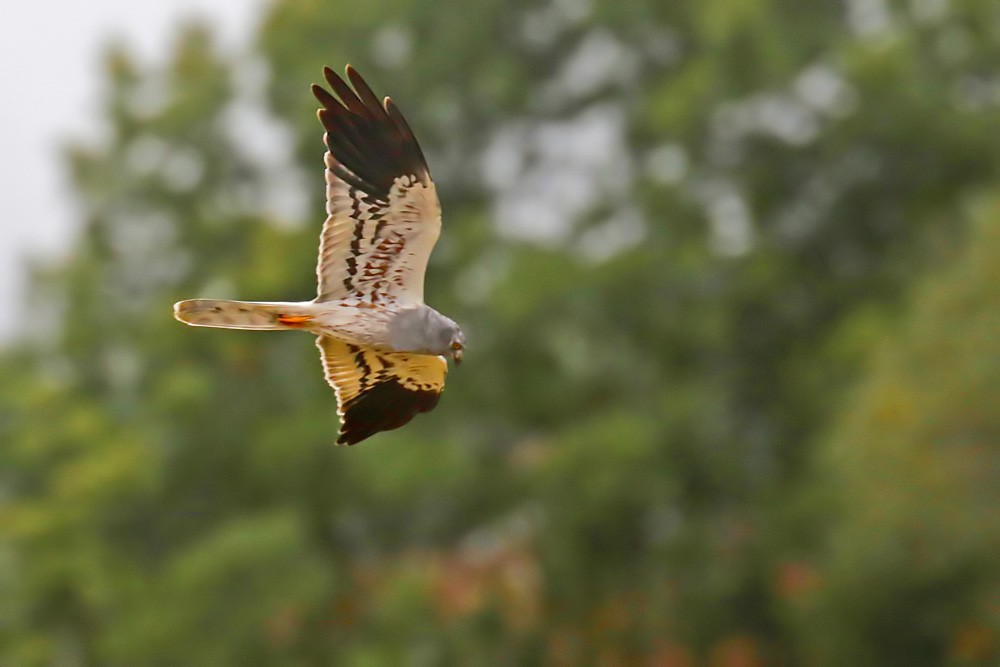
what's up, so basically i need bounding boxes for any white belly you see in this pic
[310,299,397,347]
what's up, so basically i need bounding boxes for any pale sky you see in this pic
[0,0,265,340]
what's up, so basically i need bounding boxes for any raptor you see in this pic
[174,65,464,445]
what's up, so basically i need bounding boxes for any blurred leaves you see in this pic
[804,197,1000,665]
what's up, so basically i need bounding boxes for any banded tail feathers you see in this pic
[173,299,315,330]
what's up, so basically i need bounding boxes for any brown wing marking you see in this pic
[316,335,447,445]
[312,66,441,305]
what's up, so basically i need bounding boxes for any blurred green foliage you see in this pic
[1,0,998,664]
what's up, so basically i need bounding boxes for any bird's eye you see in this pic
[451,341,462,350]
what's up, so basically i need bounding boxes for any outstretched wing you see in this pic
[316,335,447,445]
[312,66,441,306]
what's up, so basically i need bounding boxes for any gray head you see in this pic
[387,306,465,363]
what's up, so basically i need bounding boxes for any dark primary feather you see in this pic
[337,379,441,445]
[312,65,429,203]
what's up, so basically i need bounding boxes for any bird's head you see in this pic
[386,307,466,364]
[448,328,465,365]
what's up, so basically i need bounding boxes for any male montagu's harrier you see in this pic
[174,65,464,446]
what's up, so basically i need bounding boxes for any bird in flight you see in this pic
[174,65,464,445]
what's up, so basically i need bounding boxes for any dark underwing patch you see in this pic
[337,378,441,446]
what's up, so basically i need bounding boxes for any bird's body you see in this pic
[174,65,464,445]
[175,298,458,353]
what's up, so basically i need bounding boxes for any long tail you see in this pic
[173,299,316,330]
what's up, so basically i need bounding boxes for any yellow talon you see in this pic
[278,315,312,326]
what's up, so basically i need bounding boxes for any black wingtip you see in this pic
[345,63,360,81]
[312,62,430,201]
[311,83,337,109]
[322,65,339,89]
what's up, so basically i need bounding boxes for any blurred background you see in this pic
[1,0,998,664]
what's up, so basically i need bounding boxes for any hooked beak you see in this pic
[453,348,463,365]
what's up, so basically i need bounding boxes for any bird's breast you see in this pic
[311,299,398,347]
